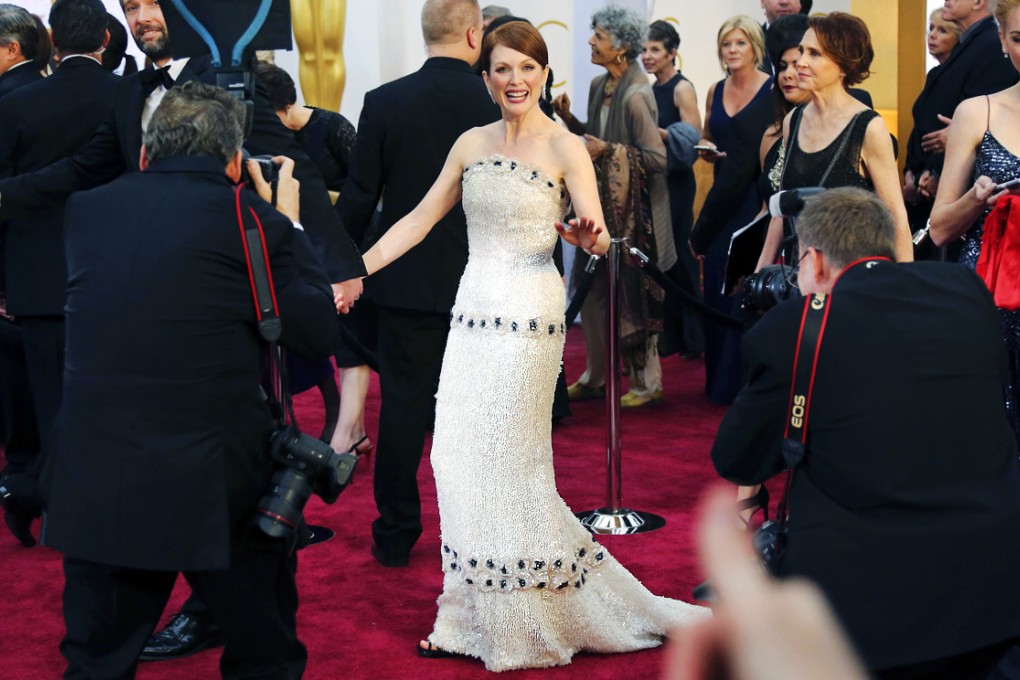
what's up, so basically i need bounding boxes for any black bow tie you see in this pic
[141,65,175,96]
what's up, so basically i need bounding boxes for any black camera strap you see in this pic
[234,184,293,427]
[776,292,832,524]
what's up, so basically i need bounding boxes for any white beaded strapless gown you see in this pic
[426,156,708,672]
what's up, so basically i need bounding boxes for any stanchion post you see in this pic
[577,238,665,534]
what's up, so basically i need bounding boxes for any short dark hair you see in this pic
[808,12,873,86]
[0,4,39,61]
[103,12,127,71]
[797,188,897,267]
[480,19,547,73]
[647,20,680,54]
[255,61,297,111]
[50,0,108,55]
[143,82,244,165]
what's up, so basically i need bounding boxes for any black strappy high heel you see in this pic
[736,485,770,530]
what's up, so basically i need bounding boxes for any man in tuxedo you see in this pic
[712,188,1020,677]
[44,82,336,679]
[339,0,499,567]
[0,0,119,548]
[0,0,365,303]
[0,4,42,99]
[0,2,46,546]
[906,0,1018,188]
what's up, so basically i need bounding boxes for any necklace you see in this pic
[604,78,618,100]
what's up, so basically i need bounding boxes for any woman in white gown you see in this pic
[360,21,707,672]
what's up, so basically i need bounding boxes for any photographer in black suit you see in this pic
[43,81,337,680]
[712,187,1020,677]
[0,0,119,547]
[339,0,499,567]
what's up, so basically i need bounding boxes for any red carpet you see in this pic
[0,328,735,679]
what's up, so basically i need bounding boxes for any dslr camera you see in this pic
[742,264,799,313]
[740,187,826,314]
[242,152,280,190]
[254,426,358,541]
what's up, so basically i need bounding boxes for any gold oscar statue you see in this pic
[290,0,346,110]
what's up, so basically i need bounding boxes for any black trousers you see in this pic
[61,534,305,680]
[0,317,39,472]
[371,305,449,560]
[873,639,1016,680]
[19,316,65,452]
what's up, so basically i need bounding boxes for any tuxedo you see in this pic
[713,259,1020,671]
[339,57,499,561]
[43,156,336,677]
[0,56,365,283]
[906,16,1019,177]
[0,58,120,462]
[0,60,42,100]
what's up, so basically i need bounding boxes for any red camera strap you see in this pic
[234,184,281,342]
[776,292,832,523]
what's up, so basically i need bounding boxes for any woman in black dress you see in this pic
[642,19,703,358]
[757,12,911,267]
[257,62,373,456]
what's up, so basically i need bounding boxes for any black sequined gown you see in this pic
[959,131,1020,445]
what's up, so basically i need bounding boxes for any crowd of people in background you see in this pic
[4,0,1020,677]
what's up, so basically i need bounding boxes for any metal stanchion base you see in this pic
[575,508,666,535]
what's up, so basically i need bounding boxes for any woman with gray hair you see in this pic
[553,4,676,409]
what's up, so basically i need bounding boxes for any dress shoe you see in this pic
[1,496,36,547]
[371,544,409,568]
[566,380,605,401]
[139,613,223,662]
[619,389,664,409]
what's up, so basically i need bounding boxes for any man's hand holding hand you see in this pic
[331,278,364,315]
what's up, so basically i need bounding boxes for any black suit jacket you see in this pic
[713,259,1020,669]
[339,57,500,312]
[42,156,338,571]
[0,61,43,100]
[0,58,119,316]
[907,16,1019,176]
[0,56,365,282]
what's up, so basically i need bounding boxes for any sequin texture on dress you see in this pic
[426,156,708,672]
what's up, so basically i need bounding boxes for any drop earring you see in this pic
[488,89,495,103]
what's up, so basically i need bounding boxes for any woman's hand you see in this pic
[583,134,608,161]
[918,170,940,200]
[974,175,1010,207]
[555,216,606,256]
[551,93,572,119]
[696,139,725,163]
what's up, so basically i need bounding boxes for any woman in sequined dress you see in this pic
[360,21,708,672]
[930,0,1020,445]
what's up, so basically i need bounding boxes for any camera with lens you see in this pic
[242,153,280,191]
[742,263,800,313]
[752,519,787,576]
[254,426,358,540]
